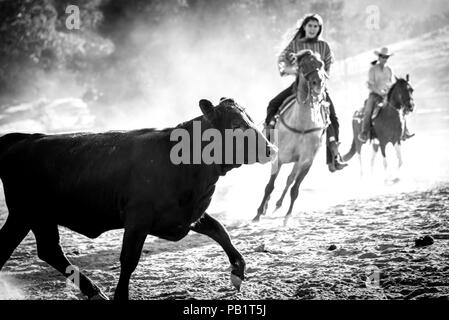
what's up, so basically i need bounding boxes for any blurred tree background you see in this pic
[0,0,448,115]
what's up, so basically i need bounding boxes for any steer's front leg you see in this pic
[114,228,147,300]
[190,213,245,291]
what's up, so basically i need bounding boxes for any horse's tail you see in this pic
[342,137,356,162]
[342,111,363,162]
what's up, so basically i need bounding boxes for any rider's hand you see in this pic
[289,52,298,65]
[283,65,298,75]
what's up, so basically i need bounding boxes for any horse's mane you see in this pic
[294,50,325,80]
[387,78,406,102]
[296,49,320,63]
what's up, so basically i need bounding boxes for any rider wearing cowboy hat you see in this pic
[359,47,414,143]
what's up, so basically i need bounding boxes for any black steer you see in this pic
[0,98,276,300]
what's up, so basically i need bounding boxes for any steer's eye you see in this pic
[231,120,241,130]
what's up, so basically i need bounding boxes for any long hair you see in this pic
[278,13,324,54]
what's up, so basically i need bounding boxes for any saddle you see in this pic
[355,99,386,122]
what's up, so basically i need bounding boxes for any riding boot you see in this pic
[358,93,380,143]
[265,83,295,142]
[328,139,348,172]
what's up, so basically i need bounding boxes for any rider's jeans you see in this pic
[361,92,383,135]
[265,82,295,125]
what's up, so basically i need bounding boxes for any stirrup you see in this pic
[402,132,415,141]
[334,157,348,170]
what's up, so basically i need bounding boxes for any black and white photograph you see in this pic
[0,0,448,309]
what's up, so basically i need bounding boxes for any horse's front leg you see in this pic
[371,140,380,176]
[284,160,313,226]
[275,163,299,211]
[394,143,403,169]
[253,161,282,222]
[393,143,403,183]
[380,144,392,184]
[191,213,245,291]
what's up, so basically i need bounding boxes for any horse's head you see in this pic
[294,50,327,98]
[389,74,415,114]
[199,98,277,165]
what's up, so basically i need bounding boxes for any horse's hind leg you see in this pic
[275,163,299,211]
[33,224,108,300]
[371,141,379,175]
[253,162,282,222]
[394,143,403,169]
[379,144,391,184]
[0,214,30,271]
[357,141,363,178]
[393,143,402,183]
[284,161,313,226]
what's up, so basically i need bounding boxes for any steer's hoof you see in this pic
[90,292,109,300]
[230,274,243,292]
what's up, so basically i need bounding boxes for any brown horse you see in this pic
[343,75,415,181]
[253,50,329,225]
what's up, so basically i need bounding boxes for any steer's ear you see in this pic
[199,99,215,121]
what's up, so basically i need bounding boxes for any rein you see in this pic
[278,70,328,136]
[279,115,326,135]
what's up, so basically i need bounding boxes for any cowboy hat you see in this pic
[374,47,394,57]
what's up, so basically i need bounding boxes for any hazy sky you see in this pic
[343,0,448,17]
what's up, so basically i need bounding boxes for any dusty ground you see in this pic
[1,182,448,300]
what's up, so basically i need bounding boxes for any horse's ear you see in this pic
[295,50,311,65]
[406,74,410,82]
[395,76,399,82]
[199,99,214,116]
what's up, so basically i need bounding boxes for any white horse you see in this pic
[253,50,330,226]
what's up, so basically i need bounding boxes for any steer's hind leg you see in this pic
[33,224,108,300]
[114,228,147,300]
[0,215,30,271]
[191,213,245,291]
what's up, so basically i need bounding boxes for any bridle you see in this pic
[278,61,329,135]
[387,81,414,115]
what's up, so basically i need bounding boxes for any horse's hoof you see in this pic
[283,216,291,227]
[252,216,260,223]
[230,274,243,292]
[90,292,109,300]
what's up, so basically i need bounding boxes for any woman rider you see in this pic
[265,13,347,172]
[358,47,414,143]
